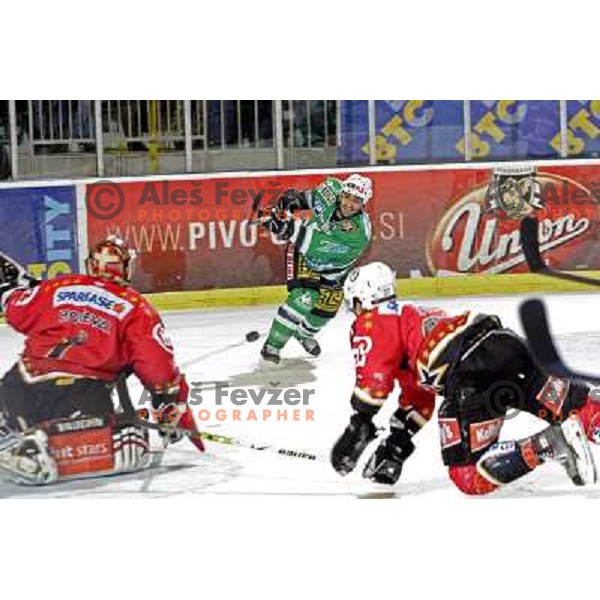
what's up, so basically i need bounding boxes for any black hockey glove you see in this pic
[363,430,415,485]
[363,407,421,485]
[264,188,309,241]
[267,206,297,241]
[0,252,39,311]
[331,412,377,476]
[277,189,308,213]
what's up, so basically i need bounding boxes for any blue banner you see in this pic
[338,100,565,165]
[566,101,600,158]
[468,101,560,160]
[338,100,464,165]
[0,185,79,279]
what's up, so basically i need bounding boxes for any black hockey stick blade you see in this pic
[520,298,600,385]
[520,216,600,287]
[520,216,546,272]
[115,374,136,417]
[248,189,265,220]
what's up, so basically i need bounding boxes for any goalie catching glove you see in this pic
[149,377,204,452]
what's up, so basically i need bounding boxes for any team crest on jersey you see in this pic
[53,285,134,320]
[340,221,356,232]
[153,323,174,353]
[298,292,313,307]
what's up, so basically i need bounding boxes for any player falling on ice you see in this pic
[0,236,203,485]
[259,174,373,365]
[331,261,600,495]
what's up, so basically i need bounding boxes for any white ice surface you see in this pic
[2,292,600,499]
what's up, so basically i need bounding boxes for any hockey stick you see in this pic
[520,216,600,287]
[115,373,137,416]
[246,190,266,225]
[131,416,324,462]
[519,298,600,385]
[113,375,322,462]
[181,330,264,369]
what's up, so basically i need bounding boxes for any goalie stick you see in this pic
[519,298,600,385]
[520,216,600,287]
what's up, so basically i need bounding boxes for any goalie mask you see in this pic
[344,262,396,311]
[85,236,136,285]
[486,163,543,218]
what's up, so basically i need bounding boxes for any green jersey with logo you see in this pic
[295,178,372,276]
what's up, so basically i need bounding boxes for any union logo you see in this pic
[427,172,600,275]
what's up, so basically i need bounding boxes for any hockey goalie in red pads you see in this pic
[0,237,203,485]
[331,262,600,494]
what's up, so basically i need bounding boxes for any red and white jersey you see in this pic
[350,299,475,419]
[4,274,182,394]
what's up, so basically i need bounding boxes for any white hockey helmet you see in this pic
[344,262,396,310]
[341,174,373,204]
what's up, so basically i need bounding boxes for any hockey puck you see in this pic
[246,330,260,342]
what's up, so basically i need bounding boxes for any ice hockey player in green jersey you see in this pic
[259,174,373,364]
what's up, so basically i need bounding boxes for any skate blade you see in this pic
[562,417,598,486]
[257,357,282,370]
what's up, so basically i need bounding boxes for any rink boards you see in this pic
[143,270,600,312]
[2,158,600,310]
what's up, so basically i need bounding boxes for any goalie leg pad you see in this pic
[43,416,150,482]
[112,426,151,473]
[0,428,58,485]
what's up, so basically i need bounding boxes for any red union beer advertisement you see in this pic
[85,164,600,292]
